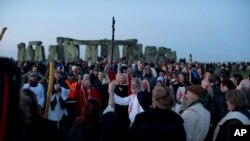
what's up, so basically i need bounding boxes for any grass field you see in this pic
[231,69,250,79]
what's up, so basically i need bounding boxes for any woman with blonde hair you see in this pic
[129,86,186,141]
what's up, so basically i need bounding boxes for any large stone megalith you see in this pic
[123,44,143,65]
[28,41,45,61]
[48,45,59,61]
[34,45,45,61]
[172,51,177,62]
[122,39,139,65]
[57,37,65,62]
[144,46,157,62]
[107,45,119,62]
[17,42,26,62]
[26,45,35,61]
[100,45,108,57]
[64,41,79,63]
[85,44,98,63]
[165,48,172,60]
[157,47,168,66]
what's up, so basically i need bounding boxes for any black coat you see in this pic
[16,116,58,141]
[215,108,250,141]
[129,108,186,141]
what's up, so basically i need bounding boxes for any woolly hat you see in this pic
[186,85,205,97]
[156,76,164,83]
[28,72,38,78]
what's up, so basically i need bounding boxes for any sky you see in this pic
[0,0,249,62]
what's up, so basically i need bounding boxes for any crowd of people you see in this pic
[2,57,250,141]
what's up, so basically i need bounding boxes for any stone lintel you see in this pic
[29,41,42,46]
[57,37,137,45]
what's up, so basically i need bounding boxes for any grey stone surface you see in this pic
[72,39,137,46]
[17,42,26,62]
[26,45,35,61]
[100,45,108,57]
[48,45,59,61]
[85,44,98,63]
[57,37,65,43]
[172,51,177,62]
[17,37,178,64]
[124,44,143,65]
[144,46,157,62]
[64,43,79,63]
[42,46,45,61]
[29,41,42,46]
[107,45,119,62]
[57,37,65,62]
[34,45,45,61]
[157,47,168,66]
[165,48,172,60]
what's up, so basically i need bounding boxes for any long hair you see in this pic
[19,89,42,124]
[225,89,249,109]
[74,98,101,128]
[152,86,175,110]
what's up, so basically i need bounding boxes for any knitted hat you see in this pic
[156,76,164,83]
[186,85,205,97]
[28,72,38,78]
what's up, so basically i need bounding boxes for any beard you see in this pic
[181,96,195,112]
[29,80,38,87]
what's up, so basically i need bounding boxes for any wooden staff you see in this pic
[44,61,55,118]
[0,27,7,42]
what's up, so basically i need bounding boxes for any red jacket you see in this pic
[75,84,102,116]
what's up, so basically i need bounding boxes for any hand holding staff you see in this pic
[44,61,55,118]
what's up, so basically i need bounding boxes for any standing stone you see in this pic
[57,37,65,62]
[123,44,143,66]
[107,45,119,62]
[26,45,35,61]
[144,46,157,62]
[85,44,98,63]
[157,47,168,66]
[48,45,59,61]
[64,41,79,63]
[172,51,177,63]
[17,42,26,62]
[165,48,172,60]
[100,45,108,57]
[131,44,143,64]
[122,45,130,61]
[34,45,45,61]
[42,46,46,61]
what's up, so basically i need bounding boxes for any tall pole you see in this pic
[110,17,115,64]
[44,61,55,118]
[0,27,7,42]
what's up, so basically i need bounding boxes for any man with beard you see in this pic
[181,85,210,141]
[22,72,45,109]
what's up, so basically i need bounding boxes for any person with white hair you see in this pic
[181,85,210,141]
[108,78,145,125]
[213,89,250,141]
[237,79,250,108]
